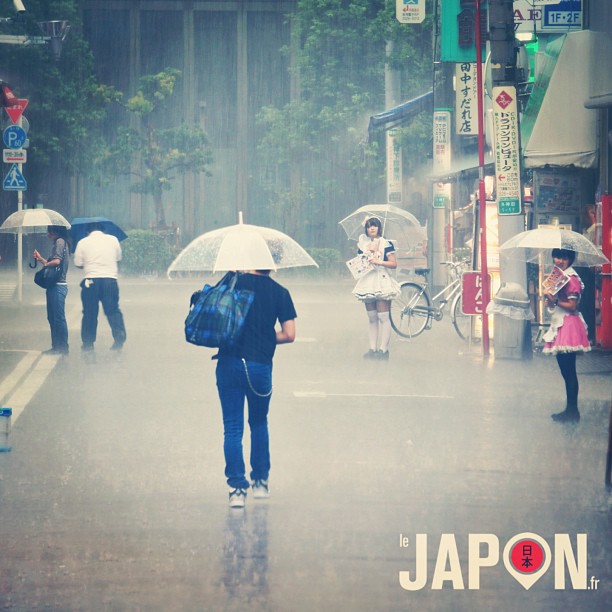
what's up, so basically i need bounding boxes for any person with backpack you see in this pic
[214,269,297,508]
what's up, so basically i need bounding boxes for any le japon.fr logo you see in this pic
[398,532,601,591]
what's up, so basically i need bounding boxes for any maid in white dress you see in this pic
[352,217,402,359]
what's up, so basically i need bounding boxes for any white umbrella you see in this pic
[0,208,71,234]
[167,214,318,276]
[339,203,425,247]
[499,227,609,267]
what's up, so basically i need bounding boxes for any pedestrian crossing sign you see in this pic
[3,163,27,191]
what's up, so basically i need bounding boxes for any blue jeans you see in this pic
[46,283,68,351]
[216,357,273,489]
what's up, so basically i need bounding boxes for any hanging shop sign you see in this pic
[386,129,402,204]
[455,63,479,136]
[396,0,426,24]
[492,86,521,216]
[433,110,451,172]
[433,182,451,209]
[433,110,452,208]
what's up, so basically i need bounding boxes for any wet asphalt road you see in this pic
[0,273,611,610]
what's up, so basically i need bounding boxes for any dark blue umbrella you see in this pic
[70,217,128,247]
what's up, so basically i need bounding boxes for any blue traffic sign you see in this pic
[3,164,27,191]
[3,125,27,149]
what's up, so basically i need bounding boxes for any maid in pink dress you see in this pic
[542,248,590,422]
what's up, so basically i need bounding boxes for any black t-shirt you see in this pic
[219,273,297,364]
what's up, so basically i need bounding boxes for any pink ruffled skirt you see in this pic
[543,313,590,355]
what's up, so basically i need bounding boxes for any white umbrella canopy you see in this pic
[167,217,318,276]
[499,227,609,267]
[0,208,71,234]
[339,203,425,247]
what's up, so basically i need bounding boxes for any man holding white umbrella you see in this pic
[216,266,297,508]
[167,214,314,507]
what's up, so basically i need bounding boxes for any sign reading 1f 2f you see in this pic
[492,86,521,216]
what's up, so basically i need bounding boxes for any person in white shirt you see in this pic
[73,222,127,352]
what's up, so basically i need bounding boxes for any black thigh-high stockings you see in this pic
[555,352,578,410]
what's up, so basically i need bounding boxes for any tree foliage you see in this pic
[99,68,213,228]
[0,0,113,206]
[256,0,433,240]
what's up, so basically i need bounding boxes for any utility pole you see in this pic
[488,0,526,288]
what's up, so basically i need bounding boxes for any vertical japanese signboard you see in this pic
[433,111,451,170]
[386,129,402,204]
[433,111,451,208]
[492,86,521,216]
[462,271,492,315]
[396,0,426,24]
[455,63,478,136]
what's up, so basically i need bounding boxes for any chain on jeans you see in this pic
[241,358,273,398]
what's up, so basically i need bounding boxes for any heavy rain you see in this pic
[0,0,611,610]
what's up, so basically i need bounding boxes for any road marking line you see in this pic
[0,351,39,404]
[6,354,59,423]
[293,391,454,399]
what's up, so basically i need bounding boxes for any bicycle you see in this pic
[390,259,472,340]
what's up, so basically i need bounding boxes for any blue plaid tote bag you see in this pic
[185,272,255,348]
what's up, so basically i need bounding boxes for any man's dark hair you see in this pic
[86,222,103,234]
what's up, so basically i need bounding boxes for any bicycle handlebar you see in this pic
[440,258,470,269]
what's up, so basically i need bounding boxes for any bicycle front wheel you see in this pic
[451,294,472,341]
[390,282,432,338]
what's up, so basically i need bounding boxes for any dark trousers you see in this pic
[46,284,68,351]
[80,278,126,347]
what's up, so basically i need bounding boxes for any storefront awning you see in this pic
[522,30,598,169]
[368,91,433,133]
[585,30,612,108]
[429,152,495,183]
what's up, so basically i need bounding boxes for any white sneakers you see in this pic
[252,479,270,499]
[228,481,270,507]
[228,488,247,508]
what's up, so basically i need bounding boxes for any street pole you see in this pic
[489,0,526,289]
[475,0,490,356]
[16,114,24,302]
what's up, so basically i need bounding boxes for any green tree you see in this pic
[256,0,433,243]
[0,0,113,210]
[99,68,213,228]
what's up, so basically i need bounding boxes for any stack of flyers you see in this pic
[346,254,373,279]
[542,265,570,295]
